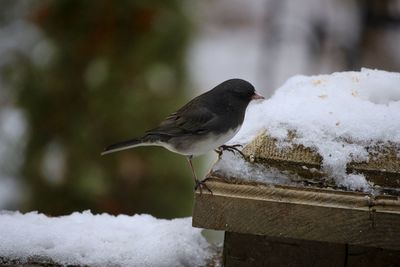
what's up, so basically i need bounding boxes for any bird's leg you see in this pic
[215,144,245,158]
[186,155,197,184]
[186,156,212,194]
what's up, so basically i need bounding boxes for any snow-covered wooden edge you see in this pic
[0,256,60,267]
[192,178,400,251]
[0,255,222,267]
[0,213,219,267]
[242,132,400,189]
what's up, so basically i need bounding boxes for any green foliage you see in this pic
[9,0,193,217]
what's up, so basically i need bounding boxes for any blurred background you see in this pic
[0,0,399,218]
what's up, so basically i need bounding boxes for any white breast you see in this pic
[163,127,240,156]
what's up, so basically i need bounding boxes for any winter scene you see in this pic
[0,1,399,267]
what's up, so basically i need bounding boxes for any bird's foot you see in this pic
[215,144,245,159]
[194,178,213,195]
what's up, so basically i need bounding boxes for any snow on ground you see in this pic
[0,211,213,267]
[221,68,400,191]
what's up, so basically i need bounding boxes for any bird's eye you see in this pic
[233,89,253,99]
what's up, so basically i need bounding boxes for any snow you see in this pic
[212,152,294,186]
[0,211,213,267]
[222,69,400,191]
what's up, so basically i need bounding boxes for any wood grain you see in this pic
[242,132,400,188]
[192,179,400,251]
[223,232,400,267]
[224,232,346,267]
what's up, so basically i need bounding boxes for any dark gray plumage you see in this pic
[102,79,264,192]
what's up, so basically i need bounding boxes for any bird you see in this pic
[101,79,264,193]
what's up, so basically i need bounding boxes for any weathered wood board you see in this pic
[242,132,400,188]
[223,232,400,267]
[192,179,400,251]
[194,131,400,266]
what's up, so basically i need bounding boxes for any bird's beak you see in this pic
[252,91,265,100]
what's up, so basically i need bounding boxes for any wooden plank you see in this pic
[223,232,346,267]
[0,256,63,266]
[346,245,400,267]
[192,179,400,250]
[242,132,400,188]
[223,232,400,267]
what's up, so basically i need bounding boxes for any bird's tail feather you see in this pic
[101,138,147,155]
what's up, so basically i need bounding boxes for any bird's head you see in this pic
[221,78,264,103]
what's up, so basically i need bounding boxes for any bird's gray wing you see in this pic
[145,102,218,137]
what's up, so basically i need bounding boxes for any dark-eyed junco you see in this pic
[102,79,264,192]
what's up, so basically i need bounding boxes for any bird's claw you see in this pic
[215,144,245,159]
[194,179,213,195]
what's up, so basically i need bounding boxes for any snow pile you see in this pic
[0,211,212,267]
[212,152,294,185]
[225,68,400,191]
